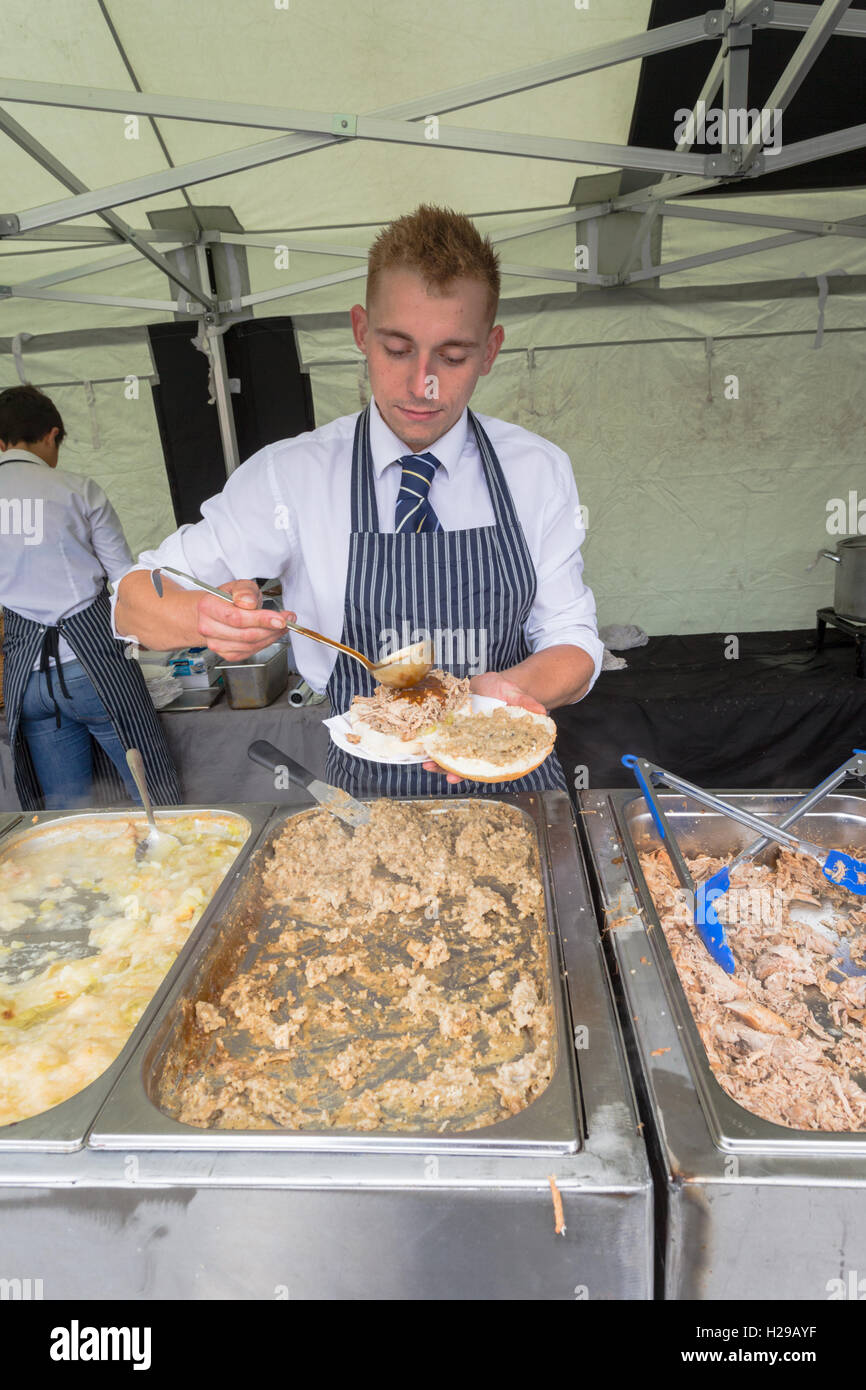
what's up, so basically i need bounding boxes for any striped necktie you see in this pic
[394,452,443,534]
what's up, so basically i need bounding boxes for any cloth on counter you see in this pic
[602,648,628,672]
[598,623,649,672]
[599,623,649,651]
[141,667,182,710]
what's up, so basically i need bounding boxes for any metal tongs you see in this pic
[622,750,866,975]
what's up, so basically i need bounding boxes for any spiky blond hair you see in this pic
[367,204,500,323]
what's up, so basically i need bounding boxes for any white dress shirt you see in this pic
[119,403,604,697]
[0,448,132,666]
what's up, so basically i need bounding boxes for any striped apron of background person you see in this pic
[325,404,570,797]
[2,586,181,812]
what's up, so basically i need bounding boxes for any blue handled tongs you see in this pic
[622,750,866,975]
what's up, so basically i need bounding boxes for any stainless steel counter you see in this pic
[580,786,866,1301]
[0,792,652,1300]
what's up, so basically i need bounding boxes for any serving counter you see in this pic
[0,793,652,1300]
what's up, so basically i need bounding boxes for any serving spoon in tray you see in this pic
[125,748,181,861]
[150,565,433,690]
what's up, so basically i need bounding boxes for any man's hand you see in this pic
[196,580,296,662]
[466,670,548,714]
[421,671,548,785]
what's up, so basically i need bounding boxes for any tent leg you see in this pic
[207,319,241,477]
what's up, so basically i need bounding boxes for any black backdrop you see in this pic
[553,627,866,792]
[148,317,315,526]
[629,0,866,195]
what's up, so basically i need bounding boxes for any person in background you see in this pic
[0,384,180,811]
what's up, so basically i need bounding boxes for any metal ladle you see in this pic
[125,748,181,860]
[150,565,434,690]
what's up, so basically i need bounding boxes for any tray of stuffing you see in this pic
[90,794,583,1154]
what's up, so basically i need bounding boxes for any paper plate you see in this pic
[324,694,505,764]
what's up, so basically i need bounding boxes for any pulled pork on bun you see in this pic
[346,669,471,758]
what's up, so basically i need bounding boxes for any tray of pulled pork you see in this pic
[591,789,866,1152]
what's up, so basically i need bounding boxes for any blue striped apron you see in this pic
[2,587,181,811]
[325,405,568,797]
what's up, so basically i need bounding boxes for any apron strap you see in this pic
[467,409,520,532]
[38,626,73,728]
[349,405,379,533]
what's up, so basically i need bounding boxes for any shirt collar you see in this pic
[0,447,47,466]
[368,398,468,479]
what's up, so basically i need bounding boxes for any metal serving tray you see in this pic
[0,805,271,1152]
[587,788,866,1156]
[0,814,23,842]
[214,642,289,709]
[91,794,583,1155]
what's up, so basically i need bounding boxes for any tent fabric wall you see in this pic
[0,335,175,557]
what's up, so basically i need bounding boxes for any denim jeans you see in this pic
[19,660,142,810]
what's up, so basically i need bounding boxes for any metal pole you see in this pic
[0,21,714,130]
[194,243,241,479]
[618,48,726,277]
[769,1,866,33]
[207,321,241,477]
[0,107,215,308]
[739,0,855,170]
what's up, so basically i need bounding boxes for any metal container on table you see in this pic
[580,785,866,1300]
[819,536,866,621]
[0,793,652,1300]
[214,642,290,709]
[0,805,271,1151]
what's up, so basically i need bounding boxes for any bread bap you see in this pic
[422,706,556,782]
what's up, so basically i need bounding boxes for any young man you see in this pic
[115,204,603,795]
[0,385,180,810]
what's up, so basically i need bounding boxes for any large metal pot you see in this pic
[820,536,866,621]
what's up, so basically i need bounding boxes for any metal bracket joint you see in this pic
[704,9,731,35]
